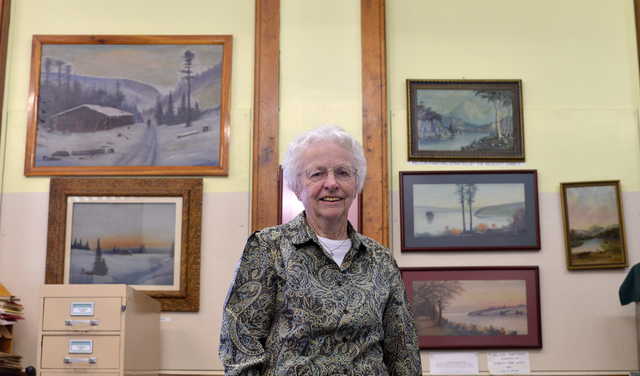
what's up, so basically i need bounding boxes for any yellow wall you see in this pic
[1,0,639,374]
[2,0,254,193]
[279,0,362,151]
[388,0,640,192]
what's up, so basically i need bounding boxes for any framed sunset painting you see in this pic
[401,266,542,349]
[400,170,540,252]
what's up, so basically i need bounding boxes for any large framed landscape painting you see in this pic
[24,35,232,176]
[406,79,524,162]
[561,180,627,270]
[401,266,542,350]
[45,178,203,311]
[400,170,540,252]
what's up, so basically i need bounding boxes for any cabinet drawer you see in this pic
[43,298,122,331]
[41,335,120,369]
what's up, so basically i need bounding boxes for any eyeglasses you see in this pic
[304,165,357,183]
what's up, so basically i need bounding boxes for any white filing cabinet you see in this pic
[36,284,160,376]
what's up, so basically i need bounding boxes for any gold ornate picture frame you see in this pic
[45,178,203,312]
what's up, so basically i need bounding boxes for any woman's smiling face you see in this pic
[295,141,357,228]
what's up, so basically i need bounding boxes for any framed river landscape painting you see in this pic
[400,170,540,252]
[560,180,627,270]
[406,79,524,162]
[401,266,542,350]
[45,178,203,311]
[24,35,232,176]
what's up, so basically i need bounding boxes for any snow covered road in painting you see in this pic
[35,109,220,167]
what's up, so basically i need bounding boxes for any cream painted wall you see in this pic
[1,0,254,193]
[279,0,362,151]
[1,0,640,374]
[387,0,640,372]
[387,0,640,192]
[0,0,255,373]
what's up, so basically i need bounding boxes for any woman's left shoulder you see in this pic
[354,233,394,260]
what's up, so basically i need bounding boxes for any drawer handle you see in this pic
[64,357,97,364]
[64,319,99,326]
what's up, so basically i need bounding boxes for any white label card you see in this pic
[487,351,531,374]
[68,339,93,354]
[70,302,95,316]
[429,352,479,375]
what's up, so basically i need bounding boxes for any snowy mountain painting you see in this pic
[66,200,181,290]
[26,36,232,175]
[407,80,524,161]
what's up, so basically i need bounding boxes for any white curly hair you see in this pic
[282,125,367,195]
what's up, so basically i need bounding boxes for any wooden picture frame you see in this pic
[400,170,540,252]
[277,166,362,230]
[45,178,203,312]
[560,180,628,270]
[24,35,232,176]
[401,266,542,350]
[406,79,524,162]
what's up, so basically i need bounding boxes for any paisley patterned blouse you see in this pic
[219,213,422,376]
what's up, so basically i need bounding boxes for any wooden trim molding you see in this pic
[635,0,640,80]
[361,0,389,246]
[0,0,10,132]
[251,0,280,232]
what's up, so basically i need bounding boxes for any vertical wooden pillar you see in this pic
[0,0,10,134]
[251,0,389,243]
[251,0,280,232]
[635,0,640,81]
[361,0,389,246]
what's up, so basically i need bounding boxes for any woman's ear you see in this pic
[293,184,303,201]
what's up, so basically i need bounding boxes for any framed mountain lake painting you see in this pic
[400,170,540,252]
[24,35,232,176]
[45,178,203,311]
[406,79,524,162]
[401,266,542,350]
[560,180,627,270]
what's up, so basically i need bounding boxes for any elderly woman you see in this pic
[219,126,421,376]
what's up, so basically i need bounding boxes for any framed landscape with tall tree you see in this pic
[400,170,540,252]
[24,35,232,176]
[406,79,524,162]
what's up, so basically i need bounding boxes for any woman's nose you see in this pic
[323,171,339,188]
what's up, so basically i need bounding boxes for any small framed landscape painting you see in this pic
[45,178,203,311]
[560,180,627,270]
[400,170,540,252]
[401,266,542,350]
[24,35,232,176]
[406,79,524,162]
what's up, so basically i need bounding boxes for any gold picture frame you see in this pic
[24,34,232,176]
[45,178,203,311]
[560,180,628,270]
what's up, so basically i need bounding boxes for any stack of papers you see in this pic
[0,296,23,326]
[0,351,22,374]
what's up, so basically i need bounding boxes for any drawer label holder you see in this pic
[68,339,93,354]
[70,302,95,316]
